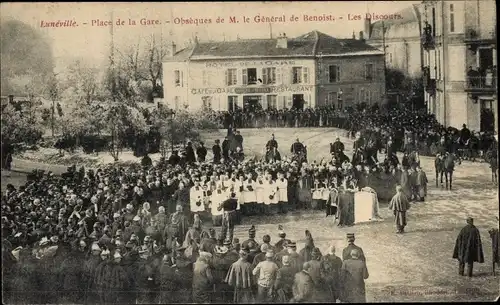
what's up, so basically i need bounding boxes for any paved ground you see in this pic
[3,127,499,302]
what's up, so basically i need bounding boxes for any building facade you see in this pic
[422,0,497,133]
[366,4,424,78]
[163,31,385,112]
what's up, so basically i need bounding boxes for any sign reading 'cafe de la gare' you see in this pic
[191,85,314,95]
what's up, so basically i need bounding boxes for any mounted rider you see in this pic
[330,136,345,155]
[266,134,278,151]
[291,138,305,155]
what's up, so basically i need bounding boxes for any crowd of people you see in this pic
[2,105,498,304]
[210,106,497,158]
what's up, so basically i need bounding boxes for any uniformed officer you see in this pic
[342,233,366,262]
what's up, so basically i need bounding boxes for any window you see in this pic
[243,68,257,85]
[437,49,441,79]
[449,4,455,33]
[359,88,364,103]
[174,70,182,87]
[267,95,277,109]
[365,64,374,80]
[262,67,276,84]
[202,96,212,110]
[364,90,371,104]
[228,96,238,111]
[328,65,341,83]
[327,92,336,104]
[225,69,237,86]
[431,8,436,36]
[174,96,180,110]
[292,67,303,84]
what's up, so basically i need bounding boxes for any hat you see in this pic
[287,241,296,248]
[346,233,355,241]
[126,204,133,210]
[223,239,232,246]
[278,225,286,237]
[248,225,256,236]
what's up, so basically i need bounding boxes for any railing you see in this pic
[466,75,497,90]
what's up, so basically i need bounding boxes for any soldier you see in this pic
[290,138,305,155]
[342,233,366,262]
[321,245,343,302]
[299,230,322,263]
[252,250,279,303]
[242,225,259,250]
[330,137,345,155]
[266,134,278,151]
[453,217,484,277]
[274,225,291,253]
[273,255,296,302]
[220,192,238,243]
[340,249,369,303]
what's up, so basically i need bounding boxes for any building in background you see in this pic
[422,0,497,133]
[365,4,424,77]
[162,31,385,112]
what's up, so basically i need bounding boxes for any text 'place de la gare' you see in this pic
[162,31,385,112]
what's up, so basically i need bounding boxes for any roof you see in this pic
[169,30,381,61]
[369,5,421,40]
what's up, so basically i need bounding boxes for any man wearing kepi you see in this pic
[342,233,366,262]
[388,185,411,234]
[453,217,484,277]
[220,192,238,243]
[340,249,369,303]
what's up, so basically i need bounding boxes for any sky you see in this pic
[1,1,421,69]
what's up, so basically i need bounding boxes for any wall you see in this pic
[446,91,468,128]
[316,54,385,108]
[163,61,189,110]
[186,58,316,111]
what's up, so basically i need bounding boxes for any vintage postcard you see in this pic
[1,1,498,304]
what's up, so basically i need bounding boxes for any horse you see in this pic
[291,150,308,164]
[265,148,281,163]
[435,153,461,190]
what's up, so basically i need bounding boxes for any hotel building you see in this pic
[421,0,497,133]
[162,31,385,112]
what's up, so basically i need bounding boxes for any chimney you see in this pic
[364,17,371,39]
[8,95,14,104]
[276,33,288,49]
[170,42,177,56]
[359,31,365,42]
[352,31,356,39]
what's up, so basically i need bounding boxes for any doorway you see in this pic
[292,94,304,110]
[480,99,495,132]
[243,96,263,112]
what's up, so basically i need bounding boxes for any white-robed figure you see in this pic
[255,173,266,215]
[321,178,331,204]
[243,172,257,215]
[312,177,326,210]
[190,179,206,216]
[236,175,246,215]
[275,171,288,214]
[264,172,279,215]
[210,183,227,227]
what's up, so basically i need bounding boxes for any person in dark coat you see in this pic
[141,154,153,168]
[196,142,208,163]
[299,230,322,263]
[488,217,499,275]
[59,239,87,303]
[274,225,291,254]
[225,249,255,303]
[342,233,366,262]
[340,249,369,303]
[212,139,222,164]
[234,131,244,151]
[192,251,215,303]
[185,142,196,164]
[168,151,180,166]
[292,262,315,303]
[453,217,484,277]
[273,255,296,302]
[222,137,230,161]
[321,245,343,302]
[388,185,411,234]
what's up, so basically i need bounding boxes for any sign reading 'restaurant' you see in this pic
[204,60,297,68]
[191,85,313,95]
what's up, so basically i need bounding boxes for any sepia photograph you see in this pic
[1,1,498,303]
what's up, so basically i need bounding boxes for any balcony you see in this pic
[421,24,435,50]
[422,66,436,95]
[465,76,497,93]
[464,28,496,53]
